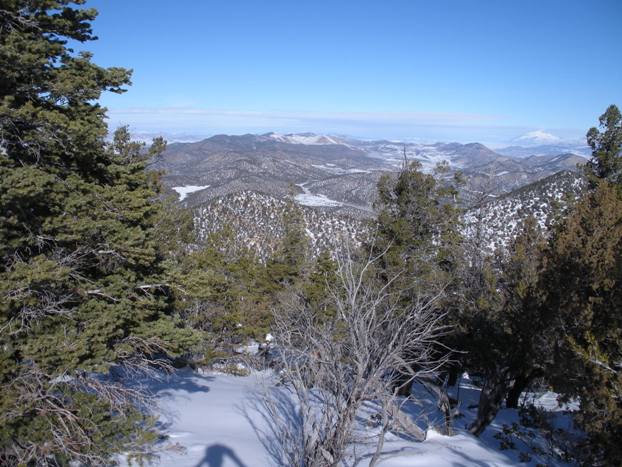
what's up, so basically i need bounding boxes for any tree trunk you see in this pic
[447,366,460,387]
[506,373,530,409]
[393,372,413,396]
[469,372,509,437]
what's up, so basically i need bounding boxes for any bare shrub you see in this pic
[262,244,450,467]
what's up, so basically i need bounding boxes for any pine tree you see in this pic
[301,249,338,320]
[586,104,622,190]
[541,104,622,463]
[0,2,197,464]
[267,196,309,286]
[372,161,463,289]
[465,216,550,436]
[171,233,277,352]
[372,161,463,395]
[543,180,622,464]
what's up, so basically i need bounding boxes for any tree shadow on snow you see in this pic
[154,369,214,397]
[194,443,248,467]
[445,445,511,467]
[239,386,302,467]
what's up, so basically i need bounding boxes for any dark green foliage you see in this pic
[586,104,622,190]
[464,217,550,435]
[462,106,622,442]
[170,224,336,361]
[301,249,338,320]
[0,2,197,464]
[267,198,309,286]
[372,161,463,290]
[538,105,622,463]
[542,181,622,464]
[371,161,463,397]
[170,234,275,353]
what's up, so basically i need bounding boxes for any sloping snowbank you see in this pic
[172,185,210,201]
[120,368,576,466]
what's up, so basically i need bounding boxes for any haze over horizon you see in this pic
[87,0,622,146]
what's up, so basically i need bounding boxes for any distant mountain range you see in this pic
[495,143,590,158]
[155,132,587,211]
[152,132,589,258]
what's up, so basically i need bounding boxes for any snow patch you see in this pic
[311,164,370,175]
[267,132,343,146]
[295,193,343,207]
[172,185,210,201]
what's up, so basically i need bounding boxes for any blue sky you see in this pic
[84,0,622,145]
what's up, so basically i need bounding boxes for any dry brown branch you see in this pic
[261,241,451,467]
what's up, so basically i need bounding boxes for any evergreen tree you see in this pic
[543,180,622,464]
[464,216,550,436]
[171,232,275,353]
[372,161,463,395]
[541,104,622,463]
[301,249,338,320]
[372,161,463,288]
[267,196,309,286]
[0,2,196,464]
[586,104,622,190]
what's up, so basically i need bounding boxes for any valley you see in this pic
[156,132,588,257]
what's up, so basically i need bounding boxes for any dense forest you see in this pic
[1,1,621,466]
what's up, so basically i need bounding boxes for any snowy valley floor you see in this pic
[124,368,577,467]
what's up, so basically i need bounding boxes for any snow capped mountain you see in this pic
[158,132,588,213]
[263,132,347,146]
[515,130,561,145]
[499,130,590,158]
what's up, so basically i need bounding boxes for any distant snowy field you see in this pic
[294,192,344,207]
[172,185,210,201]
[121,369,577,467]
[294,182,344,207]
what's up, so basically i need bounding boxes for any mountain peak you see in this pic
[515,130,561,145]
[266,132,343,146]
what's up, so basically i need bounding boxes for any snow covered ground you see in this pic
[294,192,344,207]
[121,369,577,467]
[294,182,344,207]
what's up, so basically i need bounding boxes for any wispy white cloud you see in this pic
[105,107,583,146]
[107,106,498,132]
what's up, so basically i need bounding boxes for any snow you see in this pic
[295,182,343,207]
[529,391,579,412]
[295,193,343,207]
[381,430,520,466]
[516,130,561,145]
[123,369,271,467]
[235,340,260,355]
[172,185,210,201]
[267,132,342,146]
[311,164,370,175]
[119,369,576,467]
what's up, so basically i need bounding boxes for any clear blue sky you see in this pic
[85,0,622,145]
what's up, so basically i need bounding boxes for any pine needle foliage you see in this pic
[0,2,197,464]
